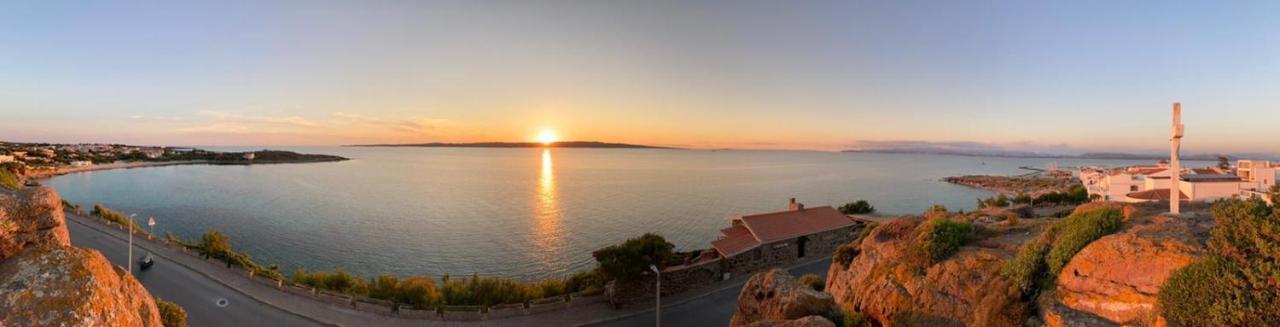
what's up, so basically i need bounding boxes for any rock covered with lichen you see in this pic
[0,187,163,326]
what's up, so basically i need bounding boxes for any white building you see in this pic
[0,155,13,163]
[69,160,93,167]
[1080,159,1278,204]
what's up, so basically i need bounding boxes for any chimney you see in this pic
[788,198,804,211]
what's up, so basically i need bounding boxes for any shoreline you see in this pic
[27,158,347,180]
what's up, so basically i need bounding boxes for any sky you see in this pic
[1,1,1278,153]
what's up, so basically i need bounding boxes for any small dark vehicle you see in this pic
[139,253,155,270]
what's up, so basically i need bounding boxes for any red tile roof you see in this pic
[711,225,760,257]
[737,206,856,243]
[1126,188,1189,201]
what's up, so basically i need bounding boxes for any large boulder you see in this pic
[0,187,71,259]
[825,216,1037,327]
[0,246,164,326]
[731,269,838,327]
[1046,214,1208,326]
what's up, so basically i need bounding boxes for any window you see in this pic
[752,248,762,261]
[1130,185,1139,192]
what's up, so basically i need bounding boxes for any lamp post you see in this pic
[128,213,136,275]
[650,264,661,327]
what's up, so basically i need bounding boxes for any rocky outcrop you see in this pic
[0,187,164,326]
[1,247,164,326]
[1044,214,1209,326]
[0,187,71,258]
[731,269,838,327]
[825,216,1040,327]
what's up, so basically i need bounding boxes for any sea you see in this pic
[44,147,1199,280]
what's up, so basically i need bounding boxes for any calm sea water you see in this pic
[45,148,1189,280]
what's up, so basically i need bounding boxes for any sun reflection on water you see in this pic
[533,149,565,272]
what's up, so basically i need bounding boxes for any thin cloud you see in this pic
[198,110,320,128]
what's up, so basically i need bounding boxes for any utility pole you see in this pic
[128,213,136,275]
[1170,102,1184,215]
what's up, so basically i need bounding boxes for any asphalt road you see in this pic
[589,258,833,327]
[66,217,318,327]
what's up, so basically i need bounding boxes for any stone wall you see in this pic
[725,224,862,277]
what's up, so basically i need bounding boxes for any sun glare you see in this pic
[536,129,558,145]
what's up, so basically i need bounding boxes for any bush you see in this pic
[0,169,19,191]
[157,300,187,327]
[395,277,441,307]
[1000,205,1123,298]
[833,243,861,268]
[833,306,869,327]
[1043,206,1122,276]
[566,270,605,295]
[839,200,875,215]
[914,216,974,264]
[798,274,824,291]
[591,233,674,282]
[91,204,147,235]
[1158,199,1280,326]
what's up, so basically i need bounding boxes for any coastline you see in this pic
[27,158,347,180]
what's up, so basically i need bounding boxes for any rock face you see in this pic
[1,247,164,326]
[0,187,71,258]
[1046,214,1208,326]
[731,269,838,327]
[0,187,164,327]
[825,217,1035,327]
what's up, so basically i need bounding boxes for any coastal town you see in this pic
[0,141,347,182]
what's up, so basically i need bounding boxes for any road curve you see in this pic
[66,216,320,327]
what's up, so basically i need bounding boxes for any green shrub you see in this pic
[157,300,187,327]
[367,274,400,300]
[91,204,147,235]
[1000,205,1123,298]
[1158,199,1280,326]
[839,200,875,215]
[395,277,441,307]
[566,270,605,295]
[914,216,974,264]
[1044,206,1122,276]
[833,243,861,268]
[835,307,869,327]
[591,233,674,282]
[798,274,824,291]
[0,169,19,191]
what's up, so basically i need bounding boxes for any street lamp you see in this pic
[650,264,660,327]
[128,213,136,275]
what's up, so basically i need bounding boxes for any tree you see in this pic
[395,277,441,307]
[1270,184,1280,206]
[994,194,1011,207]
[1217,155,1231,170]
[839,200,875,215]
[200,229,231,261]
[591,233,675,282]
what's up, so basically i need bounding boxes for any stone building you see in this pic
[711,198,864,278]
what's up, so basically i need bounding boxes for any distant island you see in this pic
[347,141,673,149]
[0,141,347,181]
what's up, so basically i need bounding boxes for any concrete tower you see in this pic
[1170,102,1184,215]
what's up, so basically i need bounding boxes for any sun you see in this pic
[536,129,558,145]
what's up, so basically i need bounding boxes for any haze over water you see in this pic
[45,147,1198,280]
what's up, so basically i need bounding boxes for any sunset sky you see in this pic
[2,1,1278,153]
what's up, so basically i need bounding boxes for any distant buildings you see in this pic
[243,152,255,160]
[69,160,93,167]
[0,155,13,164]
[1079,159,1277,204]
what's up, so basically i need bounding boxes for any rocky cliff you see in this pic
[824,203,1212,327]
[1041,213,1210,326]
[731,269,839,327]
[824,216,1037,327]
[0,187,164,326]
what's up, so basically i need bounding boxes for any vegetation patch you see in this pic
[590,233,675,282]
[913,216,975,264]
[0,169,19,191]
[1158,198,1280,326]
[839,200,875,215]
[90,204,148,235]
[798,274,824,291]
[1000,205,1123,298]
[157,300,187,327]
[834,222,877,267]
